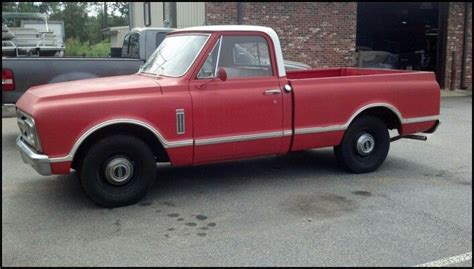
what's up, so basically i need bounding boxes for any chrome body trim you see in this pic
[49,119,193,163]
[214,37,223,77]
[264,89,281,95]
[47,104,438,164]
[295,103,439,135]
[176,109,185,135]
[195,131,284,146]
[16,136,52,175]
[402,115,440,124]
[283,130,293,136]
[295,124,346,135]
[349,103,402,125]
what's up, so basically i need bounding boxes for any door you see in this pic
[190,34,284,164]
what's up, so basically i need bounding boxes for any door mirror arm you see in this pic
[197,68,227,89]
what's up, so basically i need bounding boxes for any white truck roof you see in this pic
[174,25,286,77]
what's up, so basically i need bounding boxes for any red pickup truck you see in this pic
[16,26,440,207]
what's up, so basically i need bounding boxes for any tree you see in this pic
[2,2,130,50]
[2,2,19,12]
[37,2,62,16]
[47,2,90,41]
[17,2,38,13]
[110,2,129,20]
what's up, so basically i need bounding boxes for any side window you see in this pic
[197,37,221,79]
[233,43,271,66]
[156,32,167,48]
[129,33,140,58]
[122,34,130,57]
[217,35,273,78]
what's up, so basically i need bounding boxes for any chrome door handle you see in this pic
[263,89,281,95]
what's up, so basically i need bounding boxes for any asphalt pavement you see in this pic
[2,96,472,266]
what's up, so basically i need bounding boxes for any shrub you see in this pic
[64,38,111,57]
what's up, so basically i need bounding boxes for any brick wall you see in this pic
[206,2,357,68]
[206,2,471,90]
[445,2,472,90]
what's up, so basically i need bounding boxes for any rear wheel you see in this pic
[79,134,156,207]
[334,116,390,173]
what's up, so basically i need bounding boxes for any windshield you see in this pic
[140,34,210,77]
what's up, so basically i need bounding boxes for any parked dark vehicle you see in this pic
[2,27,174,106]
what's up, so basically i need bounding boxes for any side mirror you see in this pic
[217,67,227,82]
[197,67,227,89]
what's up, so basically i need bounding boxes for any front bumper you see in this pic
[16,136,52,175]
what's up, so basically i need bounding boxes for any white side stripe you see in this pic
[402,115,439,124]
[295,115,438,135]
[415,252,472,267]
[49,118,194,163]
[195,131,287,146]
[48,103,438,163]
[294,103,438,136]
[295,124,346,135]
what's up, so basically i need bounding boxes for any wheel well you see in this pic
[353,107,401,131]
[71,123,170,170]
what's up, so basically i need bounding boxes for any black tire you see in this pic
[79,134,156,207]
[334,116,390,173]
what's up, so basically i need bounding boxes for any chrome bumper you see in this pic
[16,136,52,175]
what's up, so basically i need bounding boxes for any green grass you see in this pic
[64,38,111,57]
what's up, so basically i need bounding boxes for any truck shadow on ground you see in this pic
[19,149,340,209]
[9,147,469,211]
[151,149,340,191]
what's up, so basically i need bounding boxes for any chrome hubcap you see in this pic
[104,157,134,185]
[356,133,375,156]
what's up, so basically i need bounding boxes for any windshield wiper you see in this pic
[138,70,158,76]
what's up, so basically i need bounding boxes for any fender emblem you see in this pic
[176,109,185,135]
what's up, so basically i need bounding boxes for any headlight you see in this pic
[17,109,42,152]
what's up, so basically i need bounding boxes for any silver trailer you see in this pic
[2,12,64,57]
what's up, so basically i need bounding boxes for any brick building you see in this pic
[205,2,472,90]
[444,2,472,90]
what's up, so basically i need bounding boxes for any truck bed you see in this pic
[287,67,440,151]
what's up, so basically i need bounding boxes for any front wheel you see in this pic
[79,134,157,207]
[334,116,390,173]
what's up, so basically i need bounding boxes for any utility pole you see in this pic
[102,2,108,40]
[104,2,108,29]
[169,2,177,28]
